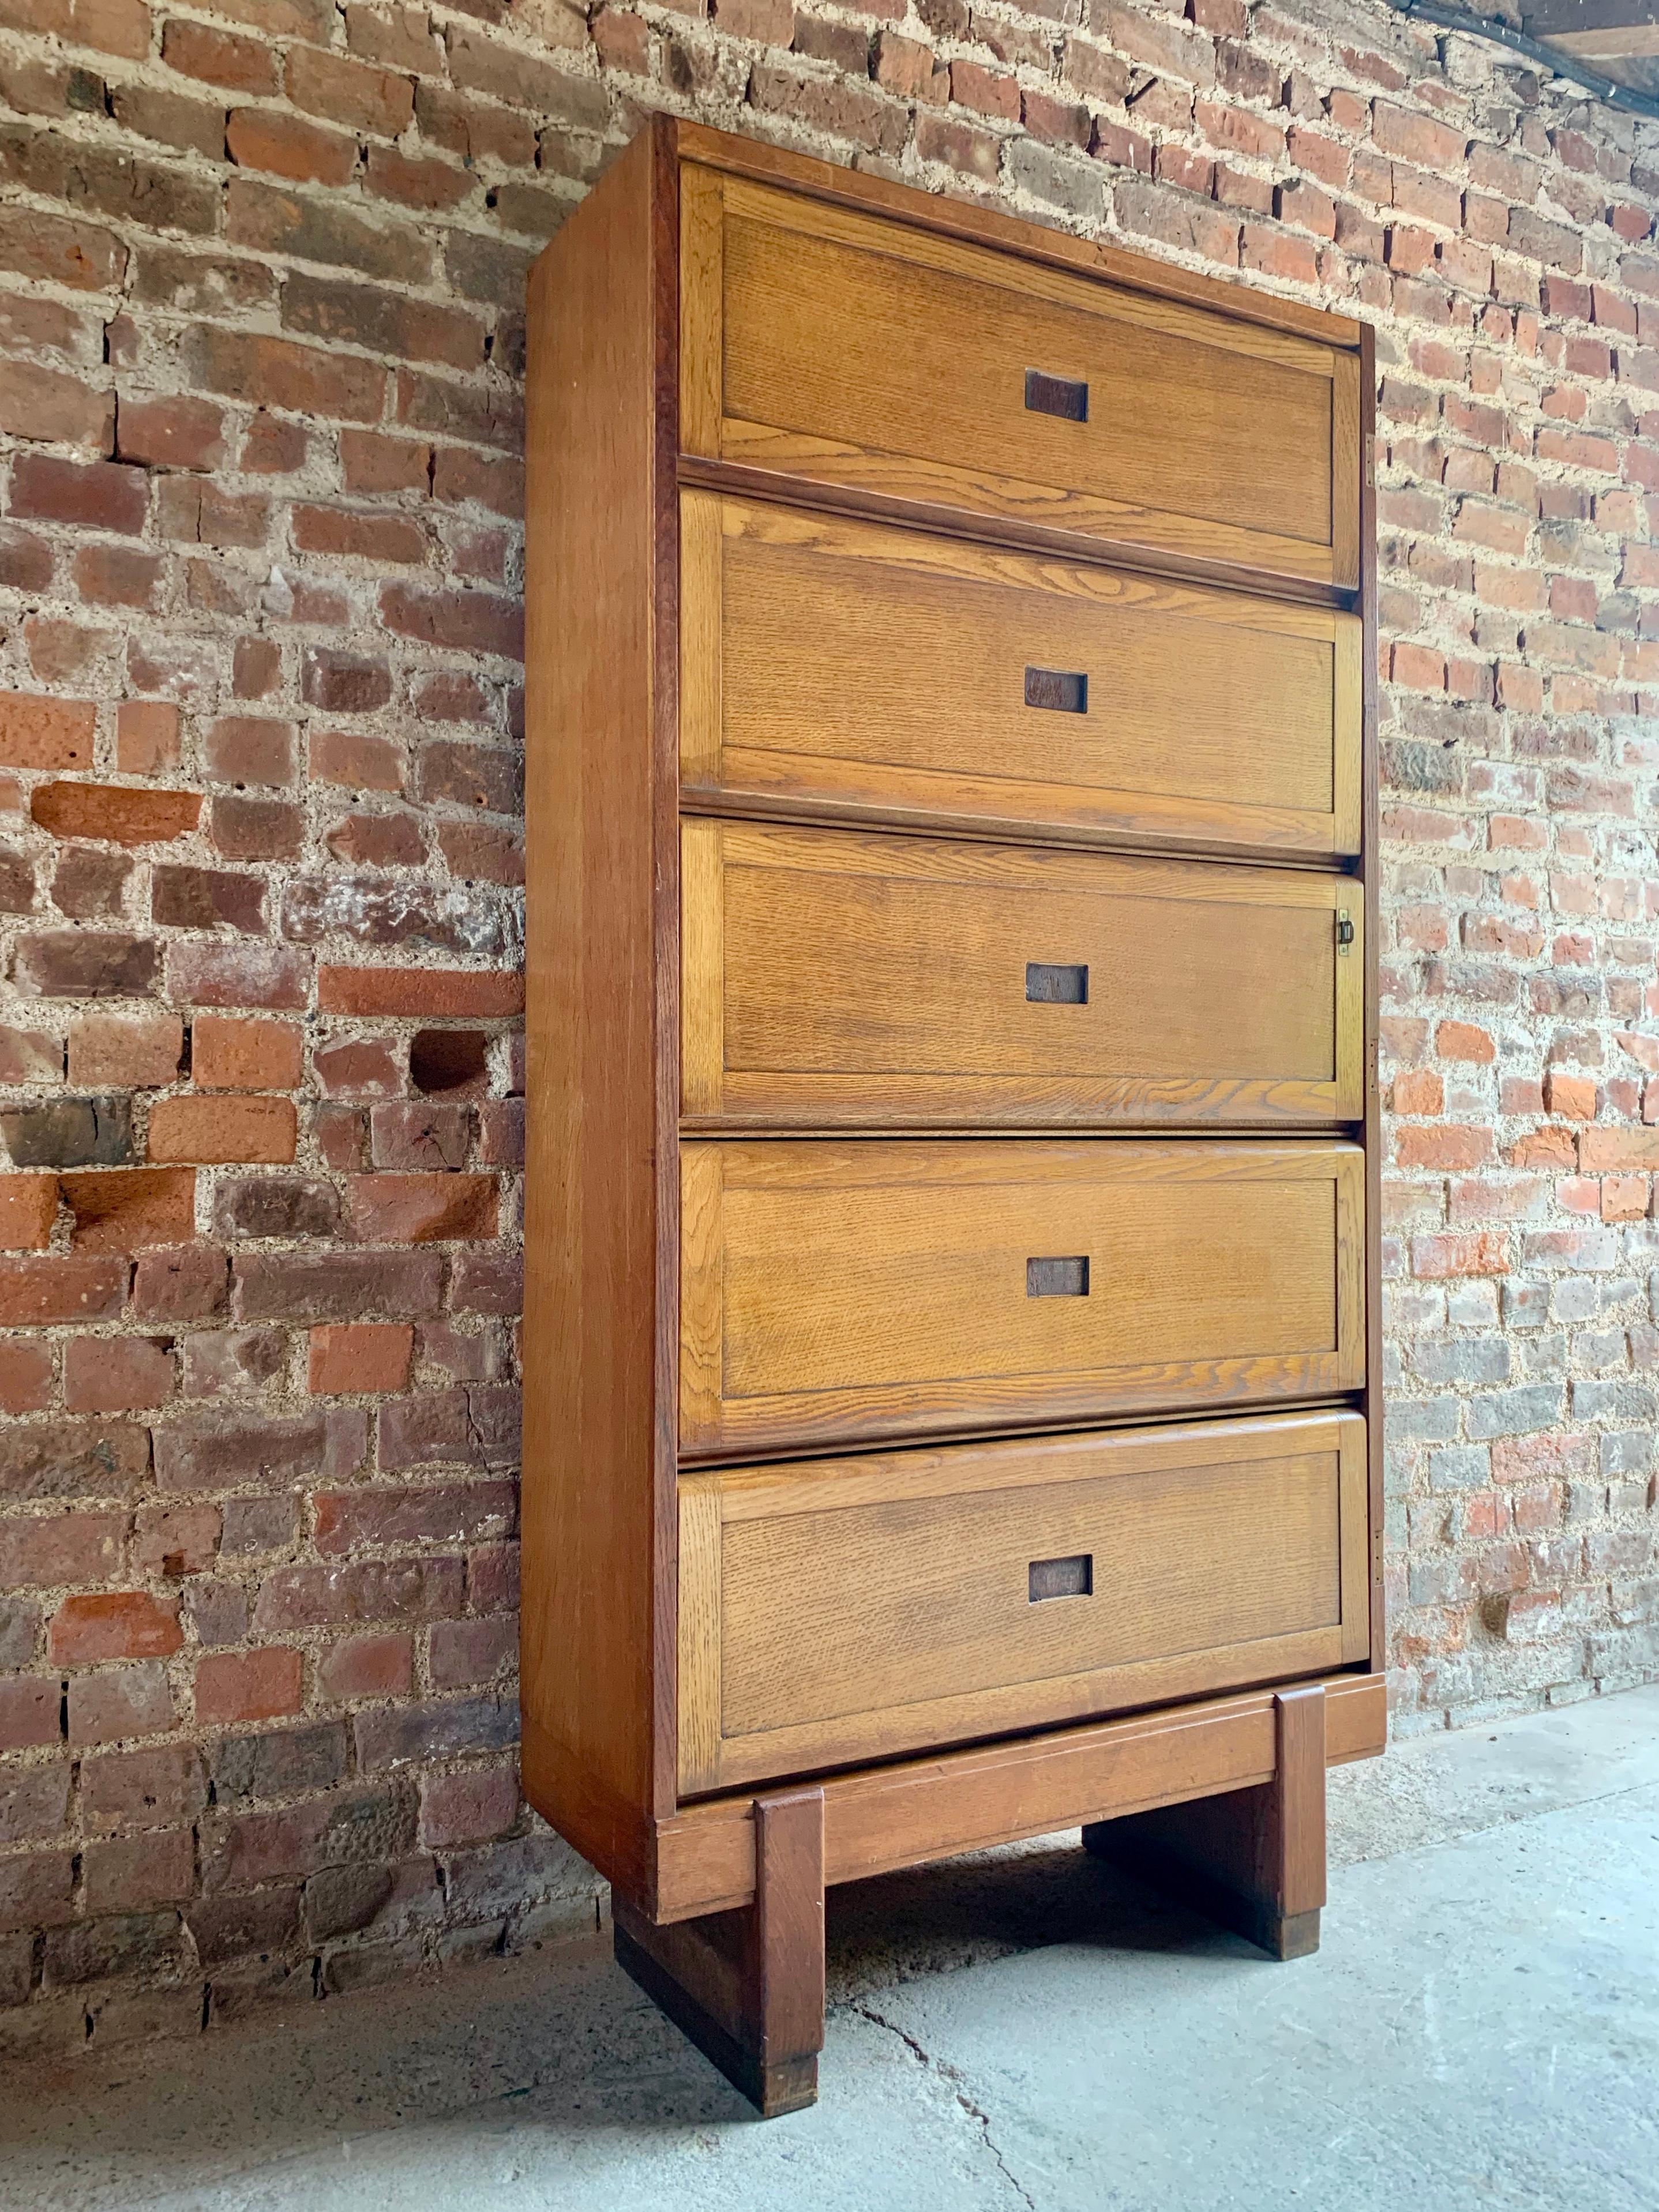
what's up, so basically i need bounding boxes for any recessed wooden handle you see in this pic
[1027,1255,1089,1297]
[1024,369,1088,422]
[1029,1553,1093,1602]
[1024,666,1087,713]
[1026,963,1087,1005]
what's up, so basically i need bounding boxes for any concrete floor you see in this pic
[3,1688,1658,2212]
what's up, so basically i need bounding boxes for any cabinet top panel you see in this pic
[680,156,1363,592]
[674,119,1365,354]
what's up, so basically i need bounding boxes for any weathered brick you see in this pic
[49,1591,182,1663]
[309,1320,413,1394]
[61,1166,196,1250]
[196,1645,303,1724]
[31,782,200,846]
[153,1407,363,1490]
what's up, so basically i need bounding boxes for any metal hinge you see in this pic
[1336,910,1356,953]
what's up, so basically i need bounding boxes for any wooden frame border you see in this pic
[681,818,1367,1128]
[678,1137,1367,1461]
[677,1411,1369,1794]
[648,1669,1386,1922]
[674,121,1364,351]
[678,490,1367,867]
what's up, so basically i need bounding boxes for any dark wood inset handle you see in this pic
[1030,1553,1093,1602]
[1024,368,1088,422]
[1027,1255,1089,1297]
[1026,963,1087,1005]
[1024,666,1087,714]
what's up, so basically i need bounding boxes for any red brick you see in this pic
[418,1762,517,1849]
[1579,1128,1659,1170]
[74,542,163,610]
[345,1174,497,1242]
[148,1096,298,1165]
[1412,1231,1510,1279]
[131,1243,228,1323]
[0,1254,126,1325]
[130,1501,221,1575]
[292,505,428,564]
[1396,1125,1491,1171]
[1545,1071,1598,1120]
[65,1013,181,1088]
[364,144,472,212]
[314,1478,512,1552]
[318,966,523,1017]
[48,1591,181,1663]
[9,454,147,534]
[0,1678,61,1753]
[320,1630,413,1700]
[67,1661,174,1746]
[309,1321,414,1393]
[286,42,414,135]
[0,1173,58,1251]
[183,326,386,424]
[313,1039,402,1097]
[166,942,311,1009]
[0,357,112,448]
[429,1613,515,1688]
[1601,1173,1650,1222]
[193,1016,303,1092]
[162,16,277,91]
[0,1338,54,1413]
[115,700,181,775]
[338,427,430,494]
[194,1646,303,1723]
[63,1335,174,1413]
[61,1167,196,1252]
[205,716,295,787]
[378,583,522,659]
[1436,1021,1495,1064]
[226,105,356,186]
[0,692,94,771]
[0,1506,127,1592]
[30,782,200,846]
[83,1827,194,1913]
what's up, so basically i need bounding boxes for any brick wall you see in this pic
[0,0,1654,2053]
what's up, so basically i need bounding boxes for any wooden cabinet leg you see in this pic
[614,1787,825,2116]
[1083,1684,1327,1961]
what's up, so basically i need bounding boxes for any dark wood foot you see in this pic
[1084,1684,1327,1961]
[614,1786,824,2117]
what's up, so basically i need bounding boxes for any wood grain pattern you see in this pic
[651,1669,1385,1922]
[680,819,1364,1128]
[677,1412,1367,1792]
[1360,320,1386,1677]
[680,167,1358,588]
[1085,1681,1328,1958]
[520,119,677,1891]
[674,121,1364,350]
[680,1138,1365,1458]
[614,1783,825,2115]
[678,495,1363,859]
[524,122,1381,1993]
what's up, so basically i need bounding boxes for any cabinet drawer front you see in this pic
[680,1140,1364,1458]
[681,496,1363,858]
[678,1411,1369,1791]
[682,821,1363,1128]
[681,170,1360,591]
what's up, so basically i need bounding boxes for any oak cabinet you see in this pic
[524,118,1382,2118]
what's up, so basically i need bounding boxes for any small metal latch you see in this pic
[1336,910,1355,953]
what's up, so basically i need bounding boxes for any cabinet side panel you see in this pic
[522,127,667,1887]
[1358,320,1384,1682]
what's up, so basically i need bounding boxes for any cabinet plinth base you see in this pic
[1083,1684,1328,1961]
[614,1787,825,2117]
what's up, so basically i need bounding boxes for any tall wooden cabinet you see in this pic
[523,117,1383,2116]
